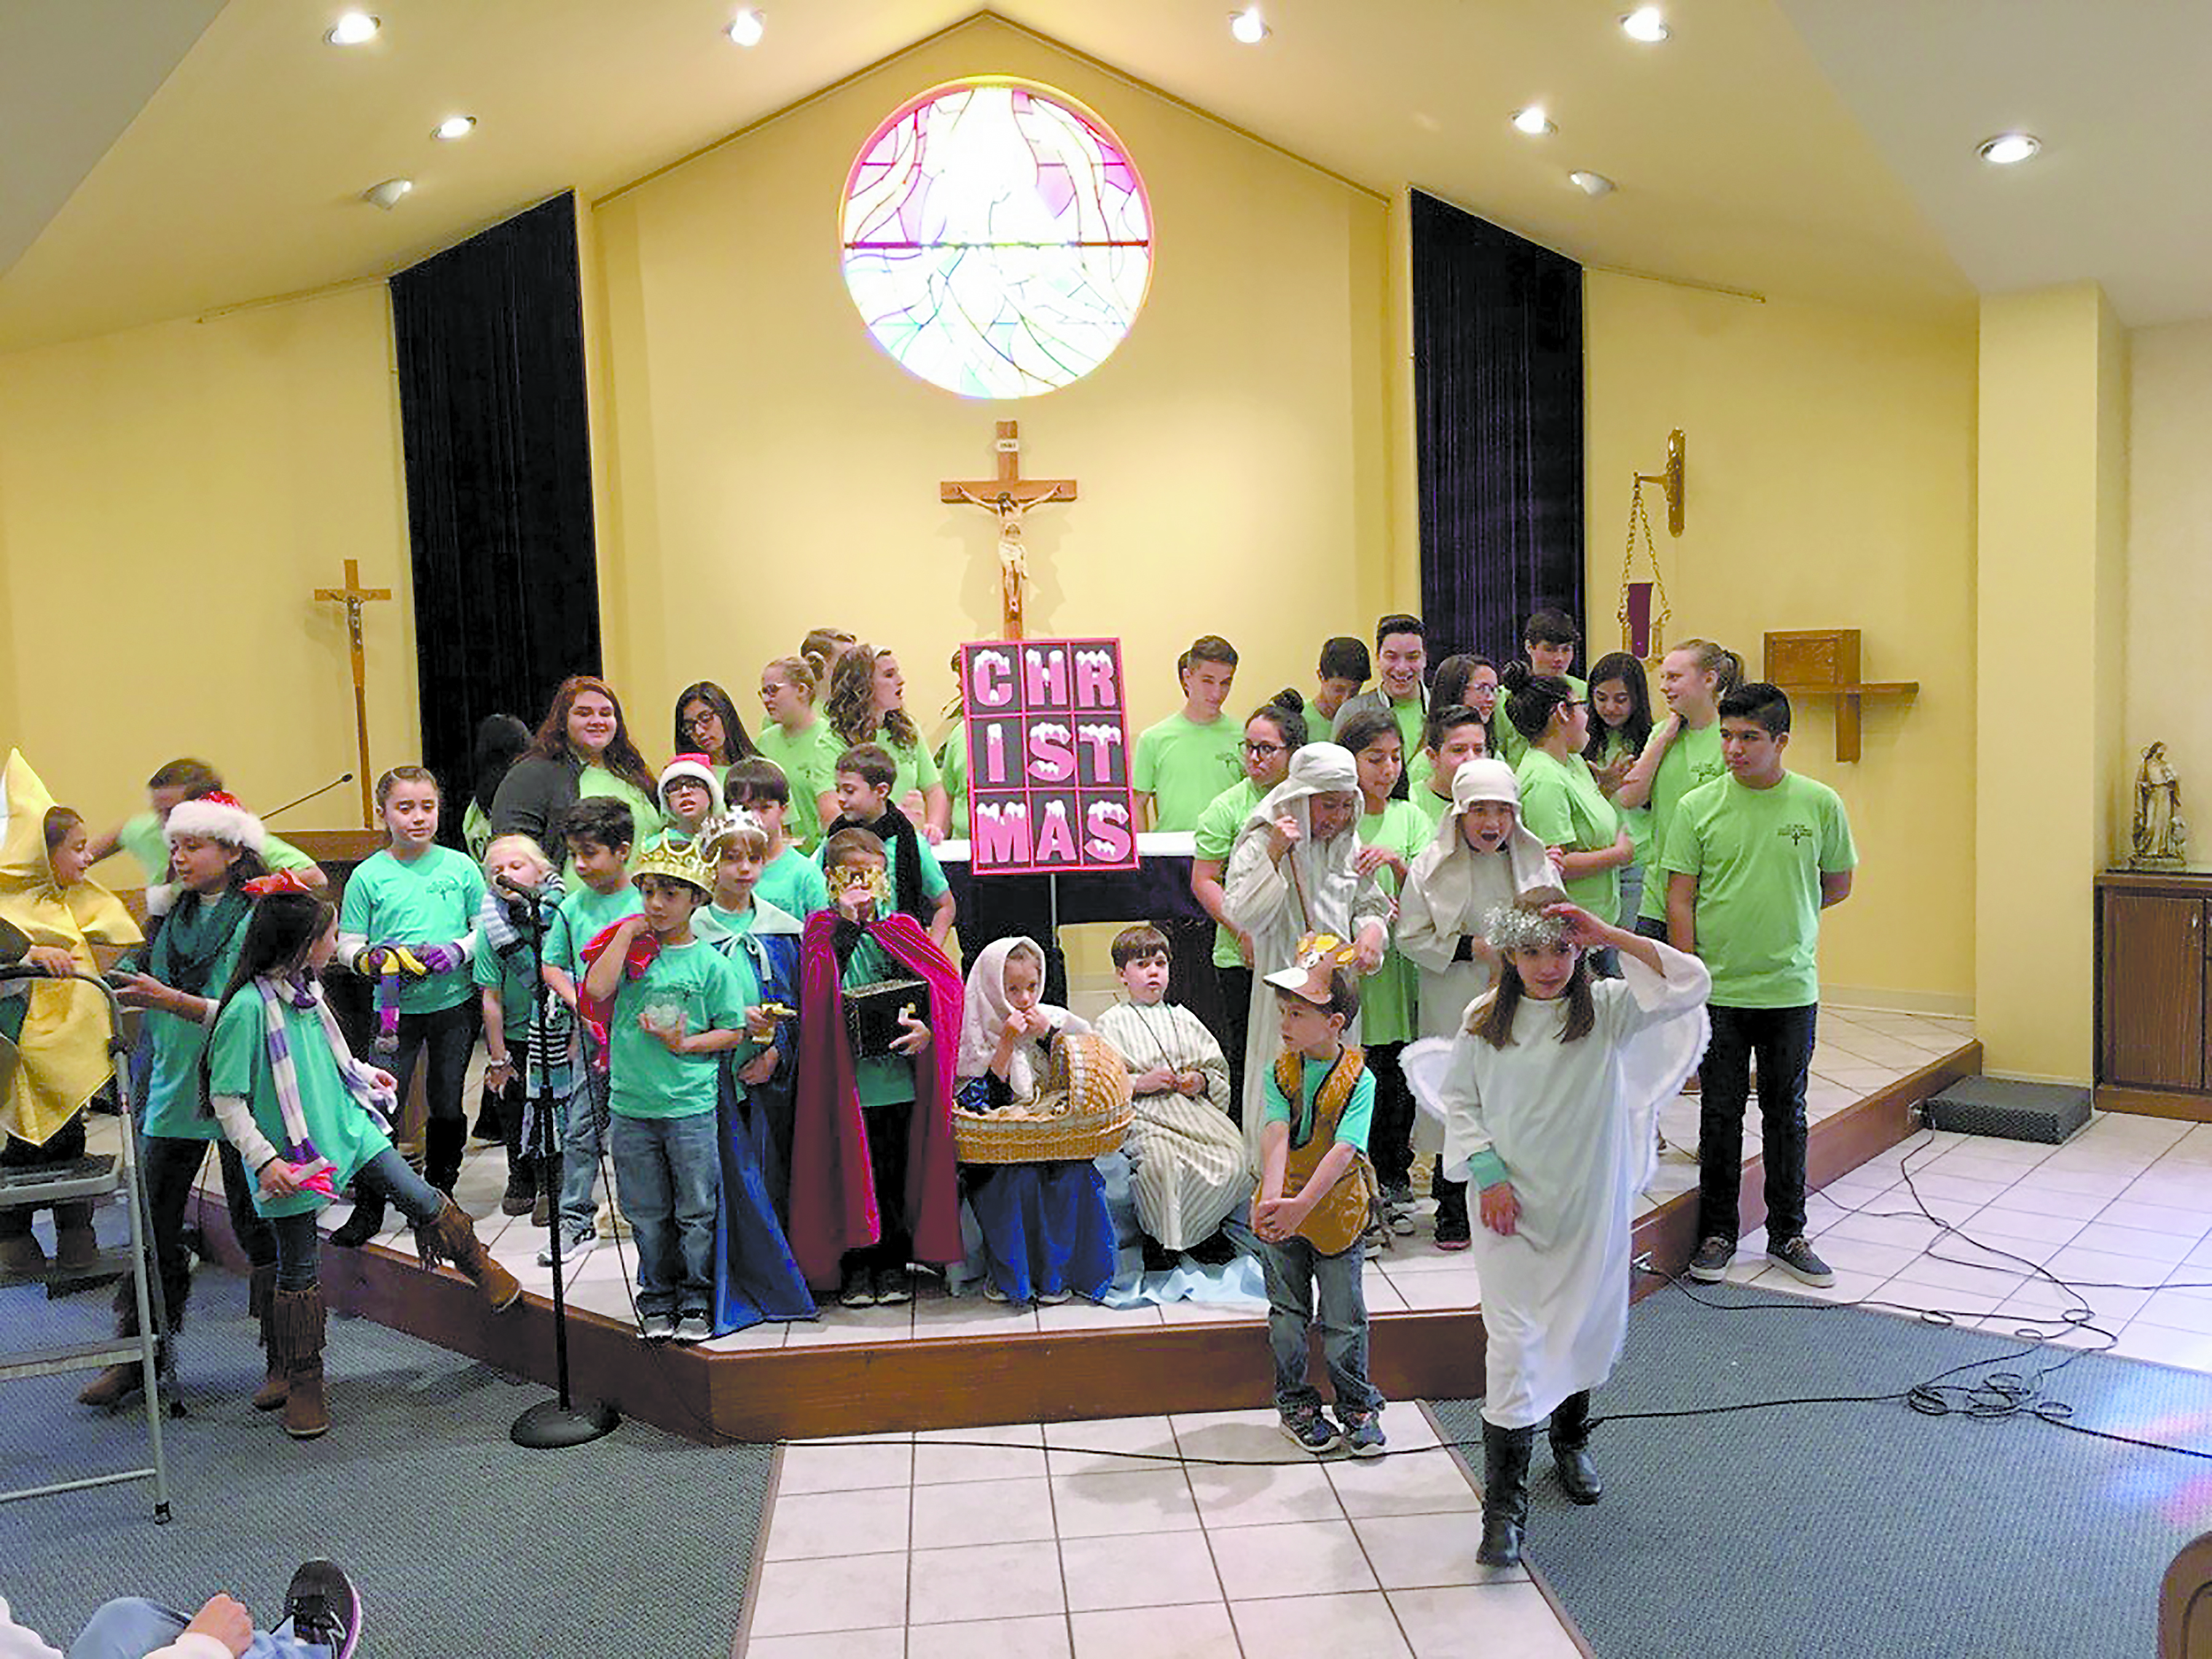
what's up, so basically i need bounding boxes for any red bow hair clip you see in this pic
[242,869,316,898]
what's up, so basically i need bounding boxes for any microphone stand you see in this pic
[505,881,619,1448]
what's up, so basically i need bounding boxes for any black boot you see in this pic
[327,1186,386,1249]
[471,1078,504,1143]
[1548,1390,1602,1505]
[425,1116,467,1198]
[1477,1421,1536,1568]
[496,1079,534,1217]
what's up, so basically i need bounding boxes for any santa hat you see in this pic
[164,791,267,854]
[657,754,725,817]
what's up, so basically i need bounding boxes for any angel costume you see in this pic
[954,938,1115,1304]
[1433,939,1709,1430]
[1094,998,1243,1250]
[1222,744,1389,1163]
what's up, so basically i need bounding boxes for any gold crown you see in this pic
[632,837,716,895]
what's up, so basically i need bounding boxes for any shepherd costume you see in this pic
[788,908,963,1293]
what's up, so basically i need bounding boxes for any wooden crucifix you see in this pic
[313,558,391,826]
[940,420,1077,641]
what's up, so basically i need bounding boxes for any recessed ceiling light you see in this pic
[1512,106,1556,137]
[1977,131,2042,166]
[1230,7,1269,44]
[726,9,765,47]
[1620,7,1669,43]
[326,11,379,45]
[433,114,476,141]
[364,178,413,210]
[1569,170,1616,197]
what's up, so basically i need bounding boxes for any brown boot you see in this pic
[416,1199,522,1312]
[0,1231,47,1276]
[275,1286,328,1440]
[249,1265,286,1411]
[53,1203,100,1271]
[78,1274,168,1410]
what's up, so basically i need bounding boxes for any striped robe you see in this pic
[1094,1000,1246,1250]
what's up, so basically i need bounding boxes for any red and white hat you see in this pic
[164,790,267,854]
[657,753,726,817]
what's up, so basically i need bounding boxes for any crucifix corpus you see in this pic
[313,558,392,827]
[940,420,1077,641]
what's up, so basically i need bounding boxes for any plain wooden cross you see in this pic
[941,420,1077,641]
[313,558,392,826]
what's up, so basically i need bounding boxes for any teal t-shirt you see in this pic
[472,916,538,1042]
[812,831,949,914]
[1659,771,1856,1008]
[1355,798,1430,1045]
[1515,748,1622,924]
[119,812,318,887]
[1492,673,1590,770]
[571,765,662,884]
[842,930,920,1108]
[606,938,755,1120]
[756,718,842,852]
[1193,777,1264,968]
[207,992,392,1217]
[757,845,830,922]
[140,897,251,1142]
[338,845,485,1015]
[1262,1051,1376,1152]
[546,882,645,975]
[1133,712,1243,831]
[1637,720,1727,922]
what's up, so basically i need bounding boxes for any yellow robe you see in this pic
[0,751,142,1145]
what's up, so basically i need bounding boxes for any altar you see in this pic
[936,830,1204,931]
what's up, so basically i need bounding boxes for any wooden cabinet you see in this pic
[2096,871,2212,1118]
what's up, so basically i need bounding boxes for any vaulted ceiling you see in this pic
[1,1,2199,354]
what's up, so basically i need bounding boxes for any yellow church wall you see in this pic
[2126,317,2212,821]
[1583,273,1980,1013]
[586,15,1394,748]
[0,286,417,839]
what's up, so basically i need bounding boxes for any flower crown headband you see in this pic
[1480,902,1571,955]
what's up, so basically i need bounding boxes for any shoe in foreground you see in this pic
[283,1559,363,1659]
[1685,1235,1734,1284]
[1279,1404,1341,1455]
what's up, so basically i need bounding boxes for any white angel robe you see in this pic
[1222,744,1389,1168]
[1436,941,1709,1429]
[1094,1000,1245,1249]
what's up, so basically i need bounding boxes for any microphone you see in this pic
[492,871,539,899]
[262,774,354,821]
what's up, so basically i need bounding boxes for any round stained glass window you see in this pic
[840,78,1153,399]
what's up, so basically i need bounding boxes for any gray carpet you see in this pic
[1431,1282,2212,1659]
[0,1216,773,1659]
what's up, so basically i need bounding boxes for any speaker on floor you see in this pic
[1922,1077,2092,1145]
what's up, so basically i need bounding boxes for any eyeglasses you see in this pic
[681,713,721,734]
[1243,740,1285,758]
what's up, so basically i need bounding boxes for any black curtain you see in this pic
[1410,189,1584,664]
[390,192,602,830]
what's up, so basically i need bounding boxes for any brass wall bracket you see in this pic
[1635,429,1685,538]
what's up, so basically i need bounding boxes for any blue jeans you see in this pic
[556,1051,610,1241]
[1696,1003,1818,1245]
[273,1148,445,1290]
[1257,1234,1383,1419]
[610,1111,721,1318]
[66,1596,324,1658]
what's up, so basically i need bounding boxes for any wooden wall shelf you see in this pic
[1763,629,1917,761]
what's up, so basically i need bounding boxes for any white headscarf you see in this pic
[1234,742,1363,933]
[1405,758,1558,929]
[953,935,1091,1101]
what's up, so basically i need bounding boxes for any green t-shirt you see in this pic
[141,898,250,1142]
[1332,694,1426,763]
[885,734,941,815]
[1659,771,1856,1008]
[118,811,318,887]
[546,882,645,976]
[1262,1051,1376,1152]
[472,914,538,1042]
[606,938,756,1120]
[338,845,485,1015]
[1515,748,1622,923]
[842,931,920,1108]
[208,991,392,1217]
[1193,777,1265,968]
[756,718,842,852]
[1355,798,1430,1045]
[1410,781,1455,834]
[1637,720,1727,922]
[1596,730,1655,868]
[1133,712,1243,831]
[758,844,830,921]
[939,734,970,837]
[577,764,663,870]
[1492,673,1589,770]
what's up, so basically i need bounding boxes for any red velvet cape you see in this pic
[788,910,964,1290]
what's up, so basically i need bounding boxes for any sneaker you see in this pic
[839,1270,877,1309]
[981,1279,1010,1303]
[639,1310,678,1342]
[1386,1201,1417,1237]
[873,1268,914,1306]
[1339,1410,1387,1458]
[1685,1236,1735,1283]
[282,1559,363,1659]
[672,1312,712,1345]
[1279,1405,1341,1456]
[536,1230,595,1268]
[1035,1287,1072,1306]
[1767,1235,1837,1288]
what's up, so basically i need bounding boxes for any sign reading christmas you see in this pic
[961,638,1136,875]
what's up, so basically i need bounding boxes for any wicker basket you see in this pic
[952,1030,1134,1165]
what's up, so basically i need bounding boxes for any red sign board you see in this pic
[961,638,1137,874]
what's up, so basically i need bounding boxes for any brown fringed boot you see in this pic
[276,1285,328,1440]
[77,1277,155,1410]
[249,1264,287,1411]
[416,1199,522,1312]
